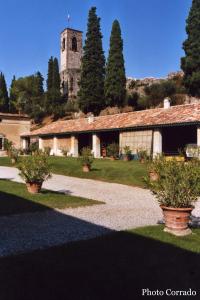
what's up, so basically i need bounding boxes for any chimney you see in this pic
[164,98,171,109]
[87,113,94,124]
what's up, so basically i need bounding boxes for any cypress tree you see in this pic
[78,7,105,115]
[105,20,126,107]
[47,56,54,91]
[35,72,44,96]
[0,72,9,112]
[181,0,200,97]
[53,58,61,90]
[9,75,16,112]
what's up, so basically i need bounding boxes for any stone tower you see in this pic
[60,28,83,99]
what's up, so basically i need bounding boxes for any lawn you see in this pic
[0,180,102,216]
[0,225,200,300]
[0,156,147,187]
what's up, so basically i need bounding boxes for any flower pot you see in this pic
[149,171,159,181]
[140,158,145,164]
[124,155,131,161]
[82,164,90,172]
[110,156,116,161]
[11,158,17,164]
[26,182,42,194]
[161,206,193,236]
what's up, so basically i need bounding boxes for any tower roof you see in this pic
[61,27,83,34]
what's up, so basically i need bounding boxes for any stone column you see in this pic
[39,137,44,151]
[70,135,78,157]
[153,129,162,158]
[53,137,58,155]
[197,126,200,147]
[92,134,101,158]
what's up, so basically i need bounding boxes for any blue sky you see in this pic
[0,0,192,87]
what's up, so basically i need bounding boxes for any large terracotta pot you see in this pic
[161,206,193,236]
[26,182,42,194]
[83,164,90,172]
[110,156,116,161]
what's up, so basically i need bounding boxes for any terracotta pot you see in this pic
[83,164,90,172]
[149,171,159,181]
[110,156,116,161]
[161,206,193,236]
[124,155,130,161]
[11,158,17,164]
[26,182,42,194]
[140,158,145,164]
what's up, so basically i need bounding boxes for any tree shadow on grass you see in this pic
[0,189,200,299]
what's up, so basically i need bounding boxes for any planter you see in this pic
[161,206,193,236]
[124,155,131,161]
[82,164,90,172]
[26,182,42,194]
[11,158,17,164]
[110,156,116,161]
[149,170,159,181]
[140,158,145,164]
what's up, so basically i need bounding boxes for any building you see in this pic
[60,27,83,98]
[21,101,200,158]
[0,113,31,154]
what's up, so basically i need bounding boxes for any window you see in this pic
[72,37,77,52]
[62,38,65,51]
[69,77,74,92]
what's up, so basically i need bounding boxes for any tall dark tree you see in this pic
[78,7,105,115]
[105,20,126,107]
[35,72,44,96]
[46,57,64,118]
[181,0,200,97]
[0,72,9,112]
[47,56,54,91]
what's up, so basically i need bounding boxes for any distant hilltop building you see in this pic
[60,27,83,99]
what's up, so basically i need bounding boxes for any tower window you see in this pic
[69,77,74,92]
[72,37,77,52]
[62,38,65,51]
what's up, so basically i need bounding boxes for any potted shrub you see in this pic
[61,148,69,157]
[107,143,119,160]
[18,153,51,194]
[44,147,51,156]
[79,147,94,172]
[4,139,13,157]
[137,149,149,163]
[10,147,19,164]
[147,155,160,181]
[146,158,200,236]
[123,146,132,161]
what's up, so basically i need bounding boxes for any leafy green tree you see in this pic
[105,20,126,107]
[0,72,9,112]
[78,7,105,115]
[181,0,200,97]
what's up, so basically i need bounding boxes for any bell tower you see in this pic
[60,27,83,99]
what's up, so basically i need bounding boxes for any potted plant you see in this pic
[10,147,19,164]
[4,139,13,157]
[146,158,200,236]
[79,147,94,172]
[18,153,51,194]
[137,149,149,163]
[123,146,132,161]
[107,143,119,160]
[61,148,69,157]
[147,155,160,181]
[44,147,51,156]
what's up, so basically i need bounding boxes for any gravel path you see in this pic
[0,165,192,257]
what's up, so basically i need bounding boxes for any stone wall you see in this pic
[57,136,71,150]
[42,137,54,149]
[120,130,153,154]
[0,118,30,148]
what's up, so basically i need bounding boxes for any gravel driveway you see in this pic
[0,166,171,257]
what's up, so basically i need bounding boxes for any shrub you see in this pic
[107,143,119,158]
[61,148,69,157]
[18,153,51,184]
[44,147,51,156]
[10,148,19,163]
[4,139,13,155]
[29,141,39,154]
[137,149,149,162]
[145,157,200,208]
[78,147,94,167]
[123,146,132,157]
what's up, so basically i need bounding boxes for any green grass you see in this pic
[1,225,200,300]
[49,156,147,187]
[0,180,102,216]
[0,156,147,187]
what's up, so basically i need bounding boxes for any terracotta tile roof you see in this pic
[0,112,29,119]
[22,103,200,137]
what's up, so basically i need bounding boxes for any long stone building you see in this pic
[21,100,200,158]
